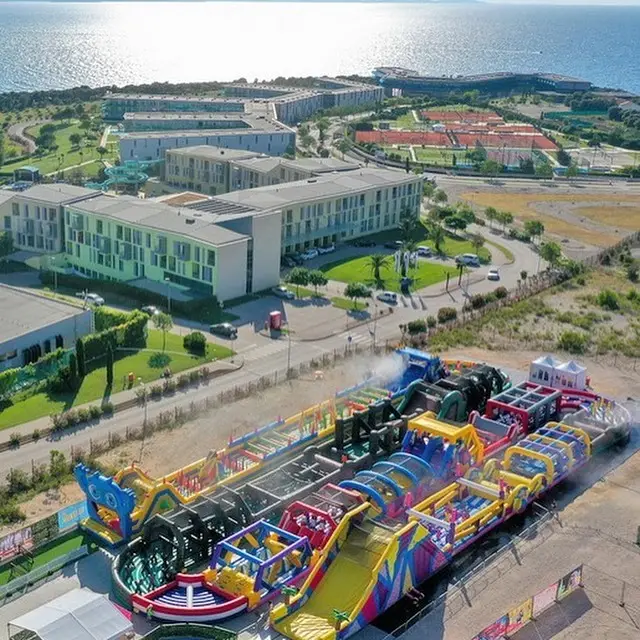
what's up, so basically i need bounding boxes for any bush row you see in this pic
[138,367,210,401]
[50,402,113,431]
[463,287,509,311]
[82,310,147,362]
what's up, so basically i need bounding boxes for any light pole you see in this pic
[165,277,171,314]
[286,323,292,377]
[138,377,148,461]
[51,256,57,296]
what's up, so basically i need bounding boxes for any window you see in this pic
[151,253,158,267]
[192,263,200,279]
[160,255,167,269]
[139,248,144,263]
[145,233,151,248]
[119,259,124,272]
[202,266,213,282]
[124,227,131,242]
[116,225,123,240]
[194,246,200,263]
[207,250,215,266]
[3,216,10,230]
[12,203,19,216]
[133,230,142,245]
[168,256,176,272]
[96,220,103,234]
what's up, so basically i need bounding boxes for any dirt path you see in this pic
[7,119,50,154]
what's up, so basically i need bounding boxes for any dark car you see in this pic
[140,305,160,316]
[281,255,296,268]
[209,322,238,338]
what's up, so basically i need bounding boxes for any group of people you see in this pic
[294,512,332,535]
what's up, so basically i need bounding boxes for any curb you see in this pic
[0,359,244,453]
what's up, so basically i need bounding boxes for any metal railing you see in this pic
[0,545,88,600]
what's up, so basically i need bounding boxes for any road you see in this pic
[0,229,540,475]
[7,120,49,154]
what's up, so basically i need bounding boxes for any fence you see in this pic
[383,504,555,638]
[470,564,585,640]
[141,623,237,640]
[0,545,88,600]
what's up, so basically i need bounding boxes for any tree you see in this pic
[281,585,298,606]
[433,189,448,204]
[286,266,310,298]
[336,138,350,159]
[105,344,114,387]
[68,353,78,386]
[445,215,468,234]
[535,162,554,179]
[404,157,410,174]
[470,233,485,254]
[520,269,528,284]
[344,282,371,309]
[422,181,435,201]
[69,133,82,147]
[308,269,328,295]
[397,210,419,244]
[557,148,572,167]
[496,211,513,233]
[0,231,13,258]
[566,164,579,179]
[427,222,446,254]
[524,220,545,244]
[75,338,86,378]
[298,123,310,137]
[316,117,330,144]
[152,312,173,352]
[540,241,562,268]
[0,131,4,167]
[481,159,502,176]
[484,206,498,230]
[368,254,392,283]
[96,145,108,159]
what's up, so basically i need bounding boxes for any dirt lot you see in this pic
[448,183,640,249]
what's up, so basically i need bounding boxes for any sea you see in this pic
[0,2,639,95]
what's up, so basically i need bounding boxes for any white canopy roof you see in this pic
[557,360,586,373]
[533,355,560,368]
[9,588,132,640]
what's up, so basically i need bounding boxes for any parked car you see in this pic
[417,246,432,257]
[76,292,105,306]
[353,239,376,248]
[317,244,336,255]
[455,253,481,267]
[140,305,160,316]
[487,269,500,281]
[384,241,400,250]
[281,255,296,268]
[376,291,398,305]
[272,285,295,300]
[209,323,237,338]
[300,249,319,261]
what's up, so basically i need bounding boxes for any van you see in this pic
[455,253,480,267]
[377,291,398,305]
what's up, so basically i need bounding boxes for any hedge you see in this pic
[82,310,147,362]
[94,306,132,332]
[39,271,225,322]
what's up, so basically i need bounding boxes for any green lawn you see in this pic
[414,148,468,166]
[2,120,116,176]
[322,255,458,293]
[331,296,368,312]
[0,330,234,430]
[0,531,96,586]
[381,146,412,161]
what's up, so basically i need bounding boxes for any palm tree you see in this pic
[333,610,350,631]
[368,254,392,283]
[427,222,446,254]
[397,209,419,244]
[281,585,298,606]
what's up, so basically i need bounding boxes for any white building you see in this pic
[0,284,93,371]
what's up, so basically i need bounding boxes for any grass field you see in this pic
[0,531,96,586]
[461,192,640,247]
[2,120,115,176]
[413,147,468,166]
[0,330,233,431]
[380,146,412,160]
[321,255,458,293]
[331,296,368,311]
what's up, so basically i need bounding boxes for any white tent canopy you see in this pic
[8,588,132,640]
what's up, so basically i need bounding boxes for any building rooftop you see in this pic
[122,112,251,121]
[231,156,358,175]
[104,93,245,105]
[120,122,291,138]
[0,284,89,345]
[20,183,100,205]
[0,191,15,206]
[165,146,263,162]
[71,195,249,247]
[211,168,418,210]
[154,192,210,207]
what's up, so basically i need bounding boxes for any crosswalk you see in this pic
[337,331,372,347]
[239,340,292,362]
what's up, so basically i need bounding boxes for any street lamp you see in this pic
[51,256,57,296]
[138,377,148,461]
[165,277,171,314]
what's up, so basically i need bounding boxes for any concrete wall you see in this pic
[0,309,93,372]
[214,240,249,302]
[250,211,282,293]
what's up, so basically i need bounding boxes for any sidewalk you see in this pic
[3,357,243,441]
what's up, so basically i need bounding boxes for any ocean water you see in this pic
[0,2,639,94]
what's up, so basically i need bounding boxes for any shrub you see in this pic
[183,331,207,355]
[9,433,21,447]
[557,330,588,354]
[0,503,26,525]
[65,409,79,426]
[576,276,586,286]
[89,405,102,420]
[50,413,67,431]
[627,261,639,283]
[101,401,114,415]
[627,289,639,302]
[150,384,163,399]
[163,378,177,394]
[597,289,620,311]
[470,294,486,309]
[200,366,210,381]
[94,306,131,332]
[438,307,457,323]
[426,315,437,328]
[189,369,201,384]
[494,286,508,299]
[6,468,31,495]
[407,319,427,335]
[177,374,190,389]
[32,429,41,441]
[77,407,90,423]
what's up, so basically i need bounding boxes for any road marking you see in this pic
[236,343,258,354]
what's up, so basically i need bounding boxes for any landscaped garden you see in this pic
[321,255,458,293]
[0,323,234,431]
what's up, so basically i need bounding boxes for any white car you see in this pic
[272,286,295,300]
[455,253,481,267]
[76,292,105,305]
[417,246,432,257]
[300,249,319,261]
[376,291,398,305]
[317,244,336,255]
[487,269,500,281]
